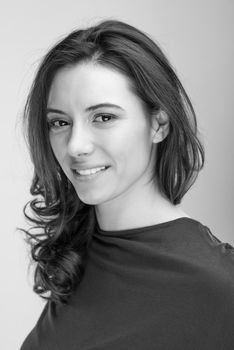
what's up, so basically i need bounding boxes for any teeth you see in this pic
[76,166,106,175]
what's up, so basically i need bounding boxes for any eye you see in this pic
[47,119,69,130]
[94,114,115,123]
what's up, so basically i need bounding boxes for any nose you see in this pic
[66,122,94,157]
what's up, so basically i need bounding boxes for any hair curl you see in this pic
[18,19,205,305]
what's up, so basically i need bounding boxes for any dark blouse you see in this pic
[20,217,234,349]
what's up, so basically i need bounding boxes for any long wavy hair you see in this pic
[19,19,205,305]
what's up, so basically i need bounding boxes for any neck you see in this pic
[95,181,189,232]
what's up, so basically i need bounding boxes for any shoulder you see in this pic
[184,219,234,300]
[176,219,234,326]
[196,221,234,275]
[170,218,234,291]
[20,302,59,350]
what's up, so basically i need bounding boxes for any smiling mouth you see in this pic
[72,166,110,181]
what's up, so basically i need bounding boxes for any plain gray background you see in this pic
[0,0,233,349]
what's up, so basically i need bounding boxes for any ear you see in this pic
[151,110,170,143]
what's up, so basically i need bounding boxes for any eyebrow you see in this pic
[46,103,125,115]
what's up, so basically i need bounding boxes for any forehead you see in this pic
[48,62,137,107]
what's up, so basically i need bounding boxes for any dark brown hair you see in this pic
[19,19,205,304]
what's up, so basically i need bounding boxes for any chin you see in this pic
[75,190,106,206]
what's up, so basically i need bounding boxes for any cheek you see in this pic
[49,137,66,166]
[114,128,151,175]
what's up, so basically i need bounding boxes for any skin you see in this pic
[47,62,189,232]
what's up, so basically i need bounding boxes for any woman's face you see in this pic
[47,62,158,205]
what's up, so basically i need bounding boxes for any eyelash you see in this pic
[47,114,115,130]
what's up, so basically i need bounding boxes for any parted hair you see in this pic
[19,19,205,304]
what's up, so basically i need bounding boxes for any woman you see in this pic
[19,19,234,349]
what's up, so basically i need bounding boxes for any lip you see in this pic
[71,165,109,171]
[72,166,110,182]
